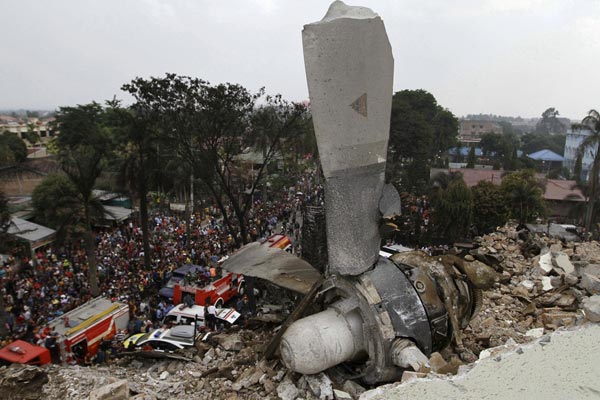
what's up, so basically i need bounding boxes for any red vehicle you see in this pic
[0,340,51,366]
[172,235,292,307]
[48,296,129,363]
[263,234,292,252]
[173,272,244,308]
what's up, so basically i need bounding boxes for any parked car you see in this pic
[123,325,200,351]
[162,303,241,328]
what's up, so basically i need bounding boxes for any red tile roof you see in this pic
[544,179,584,202]
[431,168,585,202]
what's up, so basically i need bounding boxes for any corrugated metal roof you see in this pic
[7,217,56,248]
[527,149,564,162]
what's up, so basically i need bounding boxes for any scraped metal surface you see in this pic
[222,242,321,294]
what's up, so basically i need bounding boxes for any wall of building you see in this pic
[458,120,503,143]
[563,127,594,180]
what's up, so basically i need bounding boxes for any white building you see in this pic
[563,126,594,181]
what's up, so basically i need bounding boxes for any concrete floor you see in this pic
[361,323,600,400]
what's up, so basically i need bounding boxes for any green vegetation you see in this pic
[578,109,600,232]
[51,102,114,296]
[32,174,82,240]
[0,131,27,166]
[472,181,508,233]
[388,89,458,193]
[430,172,473,242]
[500,170,546,225]
[122,73,310,246]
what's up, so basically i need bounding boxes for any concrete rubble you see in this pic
[2,223,600,399]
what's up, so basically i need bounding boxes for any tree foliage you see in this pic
[500,169,546,225]
[388,89,458,193]
[0,131,27,165]
[32,174,85,240]
[123,73,309,246]
[466,145,476,168]
[535,107,568,135]
[579,109,600,232]
[479,132,521,170]
[104,99,158,270]
[431,175,473,243]
[51,102,114,296]
[472,181,508,233]
[0,191,10,243]
[521,132,566,156]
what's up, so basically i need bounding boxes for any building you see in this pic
[563,126,594,181]
[0,116,56,144]
[458,120,503,144]
[430,168,585,222]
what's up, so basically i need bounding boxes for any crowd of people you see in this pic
[0,172,324,356]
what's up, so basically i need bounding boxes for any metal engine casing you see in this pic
[315,253,475,384]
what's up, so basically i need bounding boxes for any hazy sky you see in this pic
[2,0,598,119]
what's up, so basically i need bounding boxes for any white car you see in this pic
[162,304,241,327]
[124,325,200,351]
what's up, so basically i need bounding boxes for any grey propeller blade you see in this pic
[222,242,321,295]
[303,0,394,276]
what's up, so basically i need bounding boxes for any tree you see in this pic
[22,123,40,146]
[32,174,82,241]
[105,99,156,270]
[535,107,568,135]
[0,192,10,336]
[388,89,458,193]
[52,103,113,296]
[479,132,521,170]
[579,110,600,232]
[430,174,473,243]
[123,73,307,246]
[0,131,27,165]
[521,132,566,155]
[472,181,508,233]
[466,145,476,168]
[500,170,546,225]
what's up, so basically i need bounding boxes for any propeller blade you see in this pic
[222,242,322,295]
[303,0,394,275]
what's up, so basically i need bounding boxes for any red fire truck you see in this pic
[48,296,129,363]
[172,272,244,308]
[263,234,292,252]
[171,235,292,307]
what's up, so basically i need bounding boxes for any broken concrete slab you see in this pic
[334,388,353,399]
[215,333,244,351]
[541,276,553,291]
[277,378,300,400]
[552,252,576,275]
[342,379,366,398]
[582,295,600,322]
[0,366,49,400]
[360,324,600,400]
[89,379,129,400]
[302,373,334,399]
[537,252,554,275]
[525,328,544,339]
[541,310,578,329]
[580,273,600,295]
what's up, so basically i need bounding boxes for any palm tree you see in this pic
[53,103,112,297]
[579,110,600,232]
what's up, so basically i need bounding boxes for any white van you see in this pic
[162,304,241,328]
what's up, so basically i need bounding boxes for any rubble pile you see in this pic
[460,225,600,358]
[2,223,600,400]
